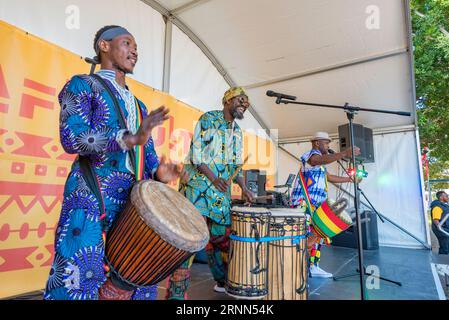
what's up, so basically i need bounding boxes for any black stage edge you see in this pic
[1,299,447,319]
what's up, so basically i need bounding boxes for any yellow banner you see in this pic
[0,20,276,298]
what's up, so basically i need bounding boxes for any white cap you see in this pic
[310,131,331,142]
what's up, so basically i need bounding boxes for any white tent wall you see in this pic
[0,0,166,90]
[169,24,269,136]
[169,24,229,112]
[279,129,429,249]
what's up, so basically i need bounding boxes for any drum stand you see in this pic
[270,95,410,300]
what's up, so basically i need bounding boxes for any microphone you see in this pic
[328,148,349,162]
[266,90,297,104]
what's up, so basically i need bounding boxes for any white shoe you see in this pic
[213,284,226,293]
[309,265,333,278]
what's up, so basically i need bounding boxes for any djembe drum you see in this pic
[226,206,271,299]
[266,207,308,300]
[105,180,209,287]
[311,198,352,239]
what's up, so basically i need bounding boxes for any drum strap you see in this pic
[78,73,139,229]
[89,74,145,180]
[298,169,335,244]
[297,169,314,215]
[90,73,138,169]
[79,156,106,219]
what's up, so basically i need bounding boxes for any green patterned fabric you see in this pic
[179,110,243,225]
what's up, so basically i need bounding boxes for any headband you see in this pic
[95,26,132,55]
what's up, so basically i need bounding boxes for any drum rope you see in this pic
[229,234,308,243]
[295,245,308,295]
[103,257,147,290]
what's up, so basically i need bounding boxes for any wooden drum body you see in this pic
[266,207,308,300]
[105,180,209,287]
[226,206,271,299]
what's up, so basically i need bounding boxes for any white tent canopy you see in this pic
[147,0,417,140]
[0,0,428,248]
[147,0,428,248]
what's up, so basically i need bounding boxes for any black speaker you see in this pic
[338,123,374,163]
[331,210,379,250]
[363,127,374,163]
[243,169,266,197]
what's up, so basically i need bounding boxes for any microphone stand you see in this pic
[274,97,410,300]
[332,158,402,286]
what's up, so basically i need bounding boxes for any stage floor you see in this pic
[7,245,448,300]
[154,245,447,300]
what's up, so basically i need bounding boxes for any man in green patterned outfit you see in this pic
[166,87,255,299]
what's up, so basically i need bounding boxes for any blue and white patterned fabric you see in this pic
[96,70,139,174]
[44,70,159,300]
[291,149,328,208]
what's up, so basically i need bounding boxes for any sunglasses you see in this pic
[235,95,249,106]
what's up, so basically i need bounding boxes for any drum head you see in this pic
[231,206,271,214]
[131,180,209,253]
[269,207,305,217]
[338,210,353,225]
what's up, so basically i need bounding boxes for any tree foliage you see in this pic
[411,0,449,188]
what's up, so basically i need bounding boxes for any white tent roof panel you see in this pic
[175,0,408,86]
[157,0,415,139]
[170,24,230,112]
[169,24,270,138]
[247,53,415,139]
[158,0,197,11]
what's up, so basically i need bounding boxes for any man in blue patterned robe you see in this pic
[44,25,183,300]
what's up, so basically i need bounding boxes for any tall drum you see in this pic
[266,207,308,300]
[226,206,271,299]
[105,180,209,287]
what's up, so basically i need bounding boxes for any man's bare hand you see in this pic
[126,106,170,147]
[344,146,361,158]
[242,189,255,204]
[213,178,229,193]
[155,155,184,184]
